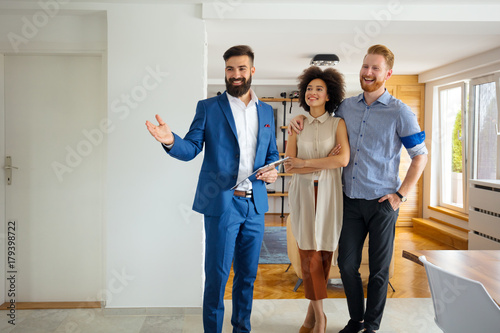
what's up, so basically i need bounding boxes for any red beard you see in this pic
[360,76,384,93]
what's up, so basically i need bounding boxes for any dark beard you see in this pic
[225,75,252,97]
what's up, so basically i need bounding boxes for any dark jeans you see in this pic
[338,194,398,331]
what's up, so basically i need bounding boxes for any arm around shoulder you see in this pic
[284,127,297,158]
[287,114,307,135]
[333,119,350,168]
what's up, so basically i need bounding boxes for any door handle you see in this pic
[4,156,19,185]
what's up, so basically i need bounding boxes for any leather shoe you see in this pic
[299,324,314,333]
[339,319,364,333]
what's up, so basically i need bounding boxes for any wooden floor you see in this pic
[225,214,454,300]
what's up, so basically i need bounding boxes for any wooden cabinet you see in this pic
[386,75,426,226]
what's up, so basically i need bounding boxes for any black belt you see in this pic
[233,190,252,198]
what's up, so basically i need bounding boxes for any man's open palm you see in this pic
[145,114,174,145]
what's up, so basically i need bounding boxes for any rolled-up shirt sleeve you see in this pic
[406,141,428,159]
[398,105,428,159]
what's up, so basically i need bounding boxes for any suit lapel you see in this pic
[218,92,238,140]
[254,101,266,167]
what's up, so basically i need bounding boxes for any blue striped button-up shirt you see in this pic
[335,90,427,200]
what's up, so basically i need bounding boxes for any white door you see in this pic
[4,55,104,302]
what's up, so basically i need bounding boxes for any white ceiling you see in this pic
[202,1,500,86]
[3,0,500,88]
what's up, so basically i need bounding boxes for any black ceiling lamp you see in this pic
[310,54,340,66]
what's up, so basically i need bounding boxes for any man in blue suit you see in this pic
[146,45,279,333]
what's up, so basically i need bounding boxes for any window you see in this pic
[434,74,500,214]
[438,83,466,211]
[470,75,500,181]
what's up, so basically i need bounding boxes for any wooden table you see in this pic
[402,250,500,304]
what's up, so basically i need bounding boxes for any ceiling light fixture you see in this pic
[310,54,340,66]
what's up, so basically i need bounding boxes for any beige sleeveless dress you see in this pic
[288,112,343,252]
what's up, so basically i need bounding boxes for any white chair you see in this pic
[419,255,500,332]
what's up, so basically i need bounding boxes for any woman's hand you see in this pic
[284,157,305,172]
[328,144,341,156]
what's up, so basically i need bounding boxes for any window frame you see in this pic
[468,74,500,182]
[437,82,468,213]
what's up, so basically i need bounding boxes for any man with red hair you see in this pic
[290,44,428,333]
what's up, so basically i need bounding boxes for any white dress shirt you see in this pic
[227,89,259,191]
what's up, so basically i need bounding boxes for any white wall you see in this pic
[0,12,106,53]
[105,4,205,308]
[0,7,107,305]
[0,2,206,308]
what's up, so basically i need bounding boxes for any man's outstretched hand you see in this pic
[146,114,175,145]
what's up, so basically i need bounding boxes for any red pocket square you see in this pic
[264,124,270,127]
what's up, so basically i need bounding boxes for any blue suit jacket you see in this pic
[164,92,279,217]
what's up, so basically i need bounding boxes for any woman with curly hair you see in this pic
[284,66,350,333]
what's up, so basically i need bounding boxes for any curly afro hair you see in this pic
[297,66,345,114]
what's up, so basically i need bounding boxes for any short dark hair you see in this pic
[223,45,255,65]
[297,66,345,114]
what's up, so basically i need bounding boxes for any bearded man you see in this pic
[289,44,428,333]
[146,45,279,333]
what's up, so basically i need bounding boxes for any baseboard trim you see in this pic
[103,306,202,316]
[0,301,101,310]
[0,302,203,316]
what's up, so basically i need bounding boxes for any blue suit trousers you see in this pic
[203,196,265,333]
